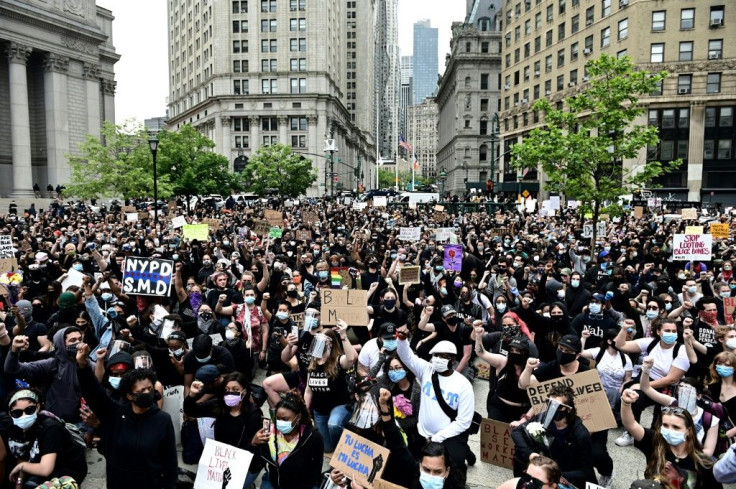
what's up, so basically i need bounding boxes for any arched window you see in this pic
[465,76,472,88]
[479,144,488,161]
[478,17,491,31]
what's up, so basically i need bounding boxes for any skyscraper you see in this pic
[412,20,438,105]
[399,55,413,146]
[375,0,400,162]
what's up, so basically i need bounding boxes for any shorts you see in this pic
[283,371,305,392]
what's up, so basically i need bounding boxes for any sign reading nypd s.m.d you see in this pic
[122,257,174,296]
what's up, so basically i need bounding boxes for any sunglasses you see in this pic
[10,405,37,418]
[662,407,686,415]
[646,306,659,311]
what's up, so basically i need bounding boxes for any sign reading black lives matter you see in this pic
[122,257,174,296]
[0,235,13,259]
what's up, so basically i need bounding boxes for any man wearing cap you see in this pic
[585,251,614,287]
[357,322,398,378]
[182,334,234,395]
[418,304,473,377]
[571,292,617,350]
[12,300,48,352]
[396,333,474,474]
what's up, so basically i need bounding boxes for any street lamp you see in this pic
[486,113,500,192]
[324,138,338,197]
[439,166,447,198]
[148,134,159,237]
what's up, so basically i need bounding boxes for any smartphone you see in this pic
[262,418,271,432]
[291,325,299,337]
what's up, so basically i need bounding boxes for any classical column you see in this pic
[249,116,260,152]
[220,116,231,167]
[6,42,34,196]
[44,53,70,187]
[687,101,706,201]
[307,115,319,196]
[100,78,116,125]
[82,63,101,137]
[278,116,288,145]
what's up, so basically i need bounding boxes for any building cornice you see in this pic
[0,4,109,48]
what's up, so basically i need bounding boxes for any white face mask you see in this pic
[225,330,237,341]
[431,356,450,373]
[727,338,736,350]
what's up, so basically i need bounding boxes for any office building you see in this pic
[413,20,438,105]
[399,55,413,144]
[500,0,736,203]
[0,0,119,196]
[436,0,503,195]
[408,97,438,178]
[375,0,400,163]
[165,0,376,195]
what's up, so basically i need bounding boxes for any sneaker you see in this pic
[598,470,614,489]
[466,449,476,467]
[615,431,634,446]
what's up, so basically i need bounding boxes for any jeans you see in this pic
[313,404,352,452]
[244,469,260,489]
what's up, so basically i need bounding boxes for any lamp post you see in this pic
[439,166,447,198]
[462,160,469,192]
[324,138,338,197]
[148,134,159,236]
[487,113,500,192]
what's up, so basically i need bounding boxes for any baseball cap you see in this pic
[440,304,457,317]
[58,292,77,310]
[379,323,396,338]
[429,340,458,356]
[598,250,610,259]
[560,268,572,276]
[558,334,582,353]
[195,364,220,383]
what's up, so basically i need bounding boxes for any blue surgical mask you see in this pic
[720,291,731,299]
[495,303,507,313]
[434,265,444,272]
[661,332,678,345]
[646,310,659,319]
[244,296,256,305]
[716,365,734,378]
[276,311,289,321]
[318,271,329,280]
[276,419,295,434]
[12,412,38,430]
[101,293,113,302]
[687,286,697,295]
[107,308,118,319]
[305,317,319,330]
[383,339,397,351]
[388,369,406,383]
[196,355,212,363]
[660,427,686,446]
[108,376,122,389]
[570,280,580,288]
[588,303,602,315]
[440,287,448,296]
[665,303,672,311]
[419,471,446,489]
[72,264,83,272]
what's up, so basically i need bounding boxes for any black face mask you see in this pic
[447,316,462,326]
[556,350,577,366]
[287,290,298,298]
[508,352,526,366]
[66,344,78,358]
[553,408,568,422]
[132,390,161,409]
[518,473,544,489]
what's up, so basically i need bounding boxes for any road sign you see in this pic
[522,190,530,198]
[333,177,339,182]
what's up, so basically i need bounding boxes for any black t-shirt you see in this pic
[183,345,235,375]
[370,306,409,333]
[634,428,722,489]
[295,331,317,380]
[433,321,473,359]
[534,359,590,382]
[268,318,293,353]
[21,320,49,352]
[307,363,350,414]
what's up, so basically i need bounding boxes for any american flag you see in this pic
[398,136,413,152]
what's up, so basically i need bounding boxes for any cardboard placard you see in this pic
[398,266,421,285]
[183,224,209,241]
[685,226,703,235]
[724,297,735,319]
[163,385,184,446]
[194,439,254,489]
[168,201,177,211]
[435,228,454,241]
[634,206,644,219]
[0,257,18,272]
[672,233,712,261]
[252,220,271,237]
[398,227,421,241]
[269,227,283,238]
[0,236,14,259]
[681,208,698,220]
[295,229,312,241]
[526,370,616,433]
[265,210,283,227]
[490,227,509,238]
[434,212,450,222]
[710,223,730,239]
[171,215,187,229]
[138,212,150,220]
[302,210,319,224]
[201,218,221,229]
[374,480,406,489]
[290,313,305,329]
[329,430,389,488]
[480,419,515,468]
[122,257,174,296]
[372,196,387,207]
[125,212,139,222]
[320,289,369,326]
[433,205,445,212]
[121,206,137,213]
[443,244,462,272]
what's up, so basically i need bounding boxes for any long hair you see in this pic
[381,353,415,384]
[501,312,533,341]
[276,389,312,426]
[705,351,736,387]
[307,328,343,379]
[216,372,251,415]
[420,442,466,489]
[646,409,713,478]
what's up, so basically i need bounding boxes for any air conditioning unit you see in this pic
[678,87,690,94]
[504,83,510,90]
[619,0,628,7]
[586,19,593,25]
[514,102,519,106]
[583,76,590,82]
[583,48,592,55]
[710,18,723,27]
[709,52,721,59]
[569,82,576,87]
[534,71,540,77]
[545,90,552,95]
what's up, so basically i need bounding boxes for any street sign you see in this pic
[333,177,339,182]
[522,190,530,198]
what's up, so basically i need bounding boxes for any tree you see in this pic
[378,169,395,189]
[241,143,317,197]
[66,121,174,200]
[510,54,680,245]
[156,124,241,210]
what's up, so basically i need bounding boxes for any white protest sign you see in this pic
[194,439,254,489]
[163,385,184,446]
[582,223,593,238]
[567,200,579,209]
[61,268,86,290]
[171,215,187,229]
[372,196,387,207]
[549,196,560,210]
[125,212,139,222]
[647,197,662,208]
[435,228,454,241]
[672,234,712,261]
[353,202,367,211]
[0,235,13,259]
[399,227,421,241]
[596,221,606,237]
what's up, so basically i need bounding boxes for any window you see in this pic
[261,39,277,52]
[662,110,676,128]
[718,140,732,159]
[661,141,674,160]
[290,78,306,93]
[545,55,552,72]
[557,48,565,67]
[601,27,610,48]
[707,73,721,93]
[535,12,542,30]
[678,74,692,93]
[482,42,490,53]
[585,7,594,25]
[602,0,610,17]
[679,108,690,128]
[680,9,694,29]
[261,79,278,94]
[546,4,553,21]
[261,0,276,12]
[558,22,565,41]
[233,40,241,53]
[648,110,658,126]
[525,19,531,36]
[710,6,724,25]
[557,74,565,91]
[480,119,488,135]
[261,20,276,32]
[546,30,553,47]
[721,107,733,127]
[262,117,278,131]
[652,11,666,31]
[233,1,248,13]
[709,39,723,58]
[571,42,579,61]
[261,59,278,72]
[677,141,688,160]
[480,99,488,112]
[571,15,579,33]
[545,79,552,94]
[524,67,530,81]
[570,69,578,84]
[704,140,715,159]
[481,73,489,90]
[479,17,492,31]
[585,35,593,52]
[617,49,628,58]
[291,135,306,148]
[290,58,306,71]
[233,80,241,94]
[559,0,566,15]
[650,43,664,62]
[534,36,541,53]
[618,19,628,40]
[679,42,693,61]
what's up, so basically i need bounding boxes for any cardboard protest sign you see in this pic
[137,212,150,220]
[434,205,444,212]
[0,258,18,272]
[321,289,369,326]
[171,215,187,229]
[634,206,644,219]
[330,430,390,488]
[265,210,283,227]
[685,226,703,235]
[163,385,184,445]
[526,370,616,433]
[435,228,453,242]
[121,206,137,213]
[290,313,304,329]
[201,218,221,229]
[122,257,174,296]
[353,202,367,211]
[194,439,254,489]
[681,208,698,220]
[724,297,735,319]
[302,210,319,223]
[183,224,209,241]
[480,419,515,468]
[373,480,406,489]
[295,229,312,241]
[710,223,730,239]
[443,245,462,272]
[398,266,421,285]
[399,227,421,241]
[672,234,712,261]
[490,228,508,238]
[372,196,387,207]
[168,201,177,211]
[0,236,13,259]
[252,220,271,237]
[269,227,283,239]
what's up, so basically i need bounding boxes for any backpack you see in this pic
[699,396,736,457]
[39,410,87,449]
[595,345,628,367]
[645,337,682,358]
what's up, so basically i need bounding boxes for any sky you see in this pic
[97,0,467,124]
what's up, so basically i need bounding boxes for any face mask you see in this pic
[190,291,204,314]
[170,348,185,359]
[720,291,731,299]
[196,354,212,363]
[661,332,678,345]
[716,365,734,378]
[583,256,591,263]
[203,260,212,266]
[440,287,448,296]
[570,279,580,288]
[66,344,78,358]
[431,356,450,373]
[198,313,214,332]
[225,329,237,341]
[419,471,446,489]
[223,394,242,407]
[730,284,736,290]
[434,265,443,272]
[604,246,611,252]
[600,262,608,271]
[453,281,463,289]
[678,273,687,280]
[109,376,122,389]
[12,412,37,430]
[660,427,686,446]
[383,299,396,309]
[508,352,526,366]
[72,263,83,272]
[318,271,329,280]
[101,293,113,302]
[276,311,289,321]
[588,303,601,315]
[557,290,565,299]
[496,303,507,313]
[699,310,718,323]
[727,338,736,350]
[556,350,577,365]
[687,286,697,295]
[287,290,299,298]
[132,391,160,409]
[244,296,256,305]
[502,324,520,338]
[276,419,295,434]
[383,339,397,351]
[553,409,568,422]
[646,310,659,319]
[388,369,406,382]
[665,302,672,311]
[107,309,118,319]
[304,317,319,330]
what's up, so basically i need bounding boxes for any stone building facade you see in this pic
[0,0,119,197]
[407,98,438,179]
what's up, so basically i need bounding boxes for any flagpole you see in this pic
[411,150,416,192]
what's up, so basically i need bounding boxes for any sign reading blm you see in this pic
[123,257,174,296]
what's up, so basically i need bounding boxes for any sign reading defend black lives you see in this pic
[122,257,174,296]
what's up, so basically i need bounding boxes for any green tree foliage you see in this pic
[511,54,680,244]
[378,169,395,189]
[241,143,317,197]
[66,121,174,200]
[156,124,241,208]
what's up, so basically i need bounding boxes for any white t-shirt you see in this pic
[357,338,384,377]
[586,348,633,391]
[634,338,690,381]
